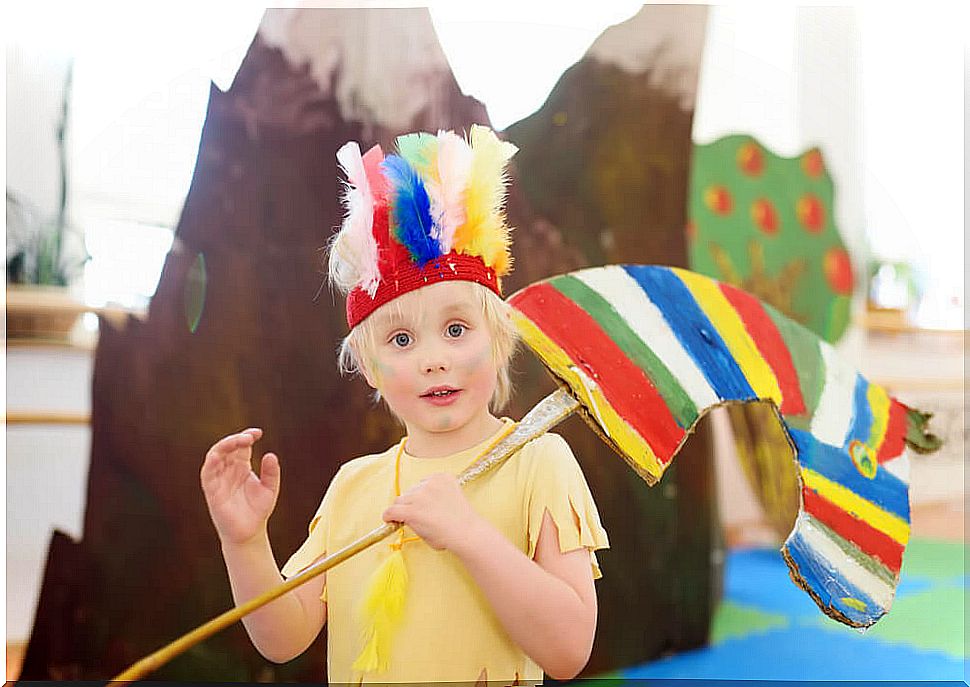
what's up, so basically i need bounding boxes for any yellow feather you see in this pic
[352,546,409,673]
[454,125,517,275]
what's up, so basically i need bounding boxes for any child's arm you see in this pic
[454,509,596,680]
[221,535,328,663]
[383,474,596,680]
[201,428,327,663]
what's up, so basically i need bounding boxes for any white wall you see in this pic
[5,43,71,221]
[858,5,965,329]
[5,348,94,642]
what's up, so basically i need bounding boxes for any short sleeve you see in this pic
[280,468,343,601]
[526,434,610,580]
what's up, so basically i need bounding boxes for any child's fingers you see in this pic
[201,444,227,480]
[202,434,260,482]
[382,504,408,524]
[201,447,235,489]
[259,453,280,493]
[202,429,262,484]
[210,428,262,455]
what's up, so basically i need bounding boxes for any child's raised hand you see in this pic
[381,473,483,551]
[200,428,281,547]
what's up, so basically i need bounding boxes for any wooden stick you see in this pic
[111,387,580,682]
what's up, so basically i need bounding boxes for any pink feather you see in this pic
[362,144,388,202]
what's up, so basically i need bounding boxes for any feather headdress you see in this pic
[334,125,518,329]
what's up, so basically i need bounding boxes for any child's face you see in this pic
[362,281,499,445]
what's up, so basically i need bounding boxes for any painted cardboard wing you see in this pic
[507,264,941,628]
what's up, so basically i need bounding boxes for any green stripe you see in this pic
[806,514,896,587]
[551,274,699,428]
[763,303,825,417]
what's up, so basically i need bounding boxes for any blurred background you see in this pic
[5,1,966,682]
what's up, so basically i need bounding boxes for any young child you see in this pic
[200,125,610,684]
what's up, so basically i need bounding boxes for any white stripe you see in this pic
[810,343,857,446]
[574,266,720,412]
[797,515,894,610]
[571,365,609,438]
[880,451,911,485]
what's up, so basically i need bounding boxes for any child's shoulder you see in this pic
[523,431,572,453]
[517,431,578,471]
[330,442,400,485]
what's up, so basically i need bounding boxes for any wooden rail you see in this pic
[5,411,90,426]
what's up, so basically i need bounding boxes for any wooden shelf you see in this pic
[5,284,147,349]
[5,410,90,426]
[872,377,964,393]
[863,309,965,337]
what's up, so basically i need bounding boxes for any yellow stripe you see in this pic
[867,383,891,453]
[801,468,910,545]
[512,312,665,481]
[671,267,784,406]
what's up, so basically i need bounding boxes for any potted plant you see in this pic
[6,59,91,341]
[865,258,920,331]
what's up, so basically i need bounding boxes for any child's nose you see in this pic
[422,358,449,373]
[421,348,450,374]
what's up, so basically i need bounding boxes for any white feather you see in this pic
[336,141,380,295]
[432,130,473,253]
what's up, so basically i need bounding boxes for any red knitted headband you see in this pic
[345,251,500,329]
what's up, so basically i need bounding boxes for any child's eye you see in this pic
[446,323,466,338]
[391,332,412,348]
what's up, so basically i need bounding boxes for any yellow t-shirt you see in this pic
[281,419,610,684]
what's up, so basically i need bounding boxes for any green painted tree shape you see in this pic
[688,134,853,343]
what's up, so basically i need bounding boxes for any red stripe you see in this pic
[514,282,684,461]
[802,487,903,575]
[718,283,806,415]
[876,399,908,463]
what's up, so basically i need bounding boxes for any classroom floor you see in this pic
[603,496,966,683]
[7,499,964,682]
[616,537,965,682]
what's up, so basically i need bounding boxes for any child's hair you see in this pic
[333,278,519,412]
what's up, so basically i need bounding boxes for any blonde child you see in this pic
[200,126,609,684]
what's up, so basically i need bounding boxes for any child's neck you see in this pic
[403,411,505,459]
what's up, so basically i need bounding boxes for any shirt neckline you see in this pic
[400,417,515,470]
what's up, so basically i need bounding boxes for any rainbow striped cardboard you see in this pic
[508,264,940,628]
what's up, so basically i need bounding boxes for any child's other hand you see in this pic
[382,474,482,551]
[200,428,281,547]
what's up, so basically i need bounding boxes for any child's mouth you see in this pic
[421,386,461,405]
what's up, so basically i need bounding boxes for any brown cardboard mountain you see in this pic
[21,6,715,681]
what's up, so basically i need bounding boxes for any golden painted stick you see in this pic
[111,388,580,682]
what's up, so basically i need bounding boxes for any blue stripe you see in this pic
[622,265,756,401]
[789,428,910,521]
[844,374,874,447]
[785,531,884,626]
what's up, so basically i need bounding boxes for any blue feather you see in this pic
[381,155,440,264]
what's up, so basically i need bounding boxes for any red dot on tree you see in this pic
[737,142,764,176]
[704,185,733,215]
[750,198,779,234]
[686,220,698,241]
[797,194,825,233]
[824,247,854,294]
[802,149,824,178]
